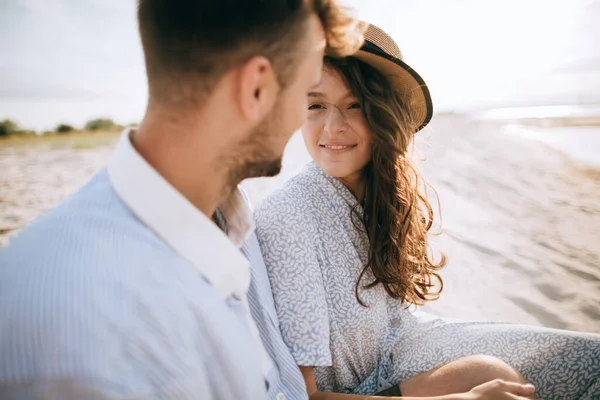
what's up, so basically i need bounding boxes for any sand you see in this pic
[1,115,599,333]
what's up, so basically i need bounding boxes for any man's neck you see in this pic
[132,111,237,218]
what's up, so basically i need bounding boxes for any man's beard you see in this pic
[243,156,282,179]
[230,109,284,184]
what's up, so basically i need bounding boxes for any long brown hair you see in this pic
[324,56,446,307]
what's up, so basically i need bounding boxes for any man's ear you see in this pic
[236,55,279,123]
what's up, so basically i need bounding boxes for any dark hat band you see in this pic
[357,40,433,131]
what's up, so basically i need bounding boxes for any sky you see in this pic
[1,0,600,130]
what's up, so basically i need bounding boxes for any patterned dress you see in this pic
[254,162,600,399]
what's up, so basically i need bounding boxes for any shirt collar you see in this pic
[219,186,255,247]
[310,161,364,215]
[107,129,252,299]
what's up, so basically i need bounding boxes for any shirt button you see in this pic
[276,393,286,400]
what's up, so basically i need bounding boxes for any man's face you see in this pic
[242,14,326,179]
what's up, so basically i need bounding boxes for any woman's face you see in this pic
[301,66,373,183]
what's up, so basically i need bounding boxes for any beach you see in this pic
[1,114,599,333]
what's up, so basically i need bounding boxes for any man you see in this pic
[0,1,361,398]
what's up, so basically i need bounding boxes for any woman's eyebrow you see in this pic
[308,91,354,99]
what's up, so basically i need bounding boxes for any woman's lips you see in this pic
[319,144,357,154]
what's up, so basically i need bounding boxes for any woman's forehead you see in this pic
[315,66,353,97]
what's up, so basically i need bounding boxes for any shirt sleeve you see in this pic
[255,198,332,367]
[0,379,146,400]
[0,373,216,400]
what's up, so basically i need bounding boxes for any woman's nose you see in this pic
[324,106,348,135]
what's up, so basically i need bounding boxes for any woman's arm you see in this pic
[299,366,451,400]
[299,366,536,400]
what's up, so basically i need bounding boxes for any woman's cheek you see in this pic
[302,122,322,148]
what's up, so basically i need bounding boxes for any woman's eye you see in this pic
[348,102,361,109]
[308,104,325,110]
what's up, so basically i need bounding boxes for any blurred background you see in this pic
[1,0,599,332]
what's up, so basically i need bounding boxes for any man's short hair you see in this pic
[138,0,362,105]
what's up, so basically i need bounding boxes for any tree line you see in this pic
[0,118,136,137]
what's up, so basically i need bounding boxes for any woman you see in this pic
[255,23,600,399]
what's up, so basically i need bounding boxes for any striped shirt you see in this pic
[243,233,310,400]
[216,206,308,400]
[0,130,269,399]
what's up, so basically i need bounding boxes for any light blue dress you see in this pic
[255,162,600,399]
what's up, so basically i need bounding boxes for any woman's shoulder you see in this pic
[256,164,321,213]
[254,163,322,228]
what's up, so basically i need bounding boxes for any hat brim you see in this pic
[352,42,433,133]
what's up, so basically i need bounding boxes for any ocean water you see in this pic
[475,105,600,166]
[503,125,600,166]
[476,105,600,120]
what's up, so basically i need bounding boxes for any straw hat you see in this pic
[352,22,433,132]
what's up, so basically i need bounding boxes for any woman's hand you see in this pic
[465,379,536,400]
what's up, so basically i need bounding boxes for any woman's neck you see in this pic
[338,171,366,204]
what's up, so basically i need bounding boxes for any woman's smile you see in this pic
[319,143,358,154]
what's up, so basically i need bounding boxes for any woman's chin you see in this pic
[316,162,352,179]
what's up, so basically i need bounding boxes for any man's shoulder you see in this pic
[2,169,162,265]
[49,169,142,237]
[0,169,180,353]
[0,186,231,394]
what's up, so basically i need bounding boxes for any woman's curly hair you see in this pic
[325,55,446,307]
